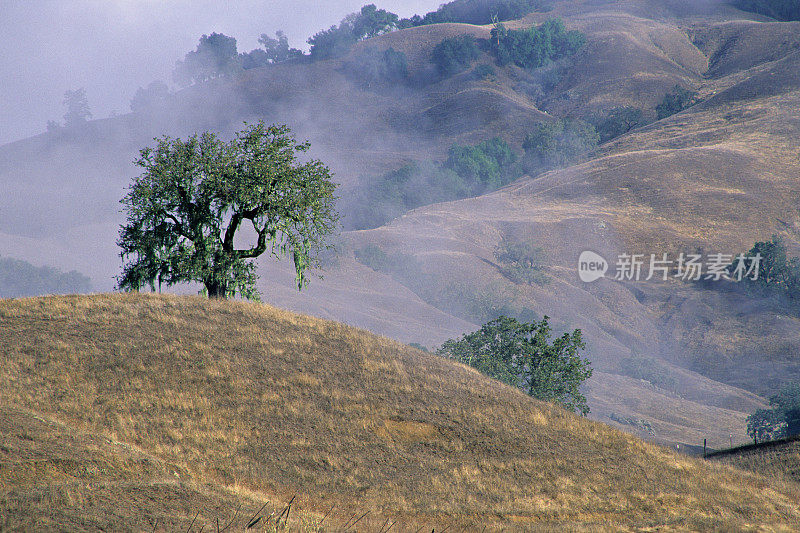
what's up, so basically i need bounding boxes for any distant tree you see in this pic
[117,122,339,300]
[308,5,400,60]
[494,238,548,285]
[130,81,171,113]
[522,119,599,172]
[351,4,399,40]
[63,88,92,128]
[490,19,586,70]
[438,316,592,414]
[591,107,646,143]
[240,49,271,70]
[472,63,496,80]
[173,33,241,86]
[257,30,305,64]
[308,24,358,60]
[740,235,800,299]
[445,137,519,193]
[344,47,408,87]
[46,120,61,133]
[655,85,698,120]
[745,383,800,443]
[432,35,480,77]
[747,408,785,443]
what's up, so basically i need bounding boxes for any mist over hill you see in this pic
[3,0,800,448]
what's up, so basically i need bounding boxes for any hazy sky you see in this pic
[0,0,442,146]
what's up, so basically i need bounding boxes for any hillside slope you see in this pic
[1,294,800,530]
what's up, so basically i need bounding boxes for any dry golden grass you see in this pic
[1,293,799,530]
[708,437,800,485]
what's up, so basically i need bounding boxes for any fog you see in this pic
[0,0,442,146]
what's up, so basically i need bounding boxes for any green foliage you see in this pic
[432,35,481,77]
[117,122,339,300]
[494,239,548,285]
[63,88,92,128]
[747,408,785,443]
[344,47,408,86]
[730,0,800,20]
[399,0,547,27]
[351,4,399,40]
[522,118,599,172]
[445,137,519,193]
[256,31,304,64]
[473,64,496,80]
[130,81,171,113]
[590,107,646,143]
[746,383,800,442]
[173,33,241,86]
[308,4,399,60]
[741,235,800,300]
[347,138,520,230]
[0,256,91,298]
[490,19,585,70]
[655,85,698,120]
[437,316,592,414]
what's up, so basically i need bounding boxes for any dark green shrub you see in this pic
[432,35,481,77]
[473,64,496,80]
[490,19,585,70]
[655,85,698,119]
[740,235,800,300]
[590,107,646,143]
[522,118,598,172]
[445,137,519,194]
[494,239,548,285]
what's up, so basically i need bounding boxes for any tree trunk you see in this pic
[205,280,227,299]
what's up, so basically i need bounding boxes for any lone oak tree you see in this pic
[437,316,592,415]
[117,122,339,300]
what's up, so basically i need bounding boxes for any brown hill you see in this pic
[1,294,800,530]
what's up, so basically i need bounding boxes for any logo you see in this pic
[578,251,608,283]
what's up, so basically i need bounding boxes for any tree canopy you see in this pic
[63,88,92,128]
[173,33,241,86]
[490,19,586,70]
[437,316,592,414]
[746,383,800,443]
[308,4,399,60]
[117,122,339,300]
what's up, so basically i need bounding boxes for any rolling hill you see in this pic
[1,293,799,530]
[2,0,800,448]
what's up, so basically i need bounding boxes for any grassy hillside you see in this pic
[707,436,800,484]
[1,294,799,530]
